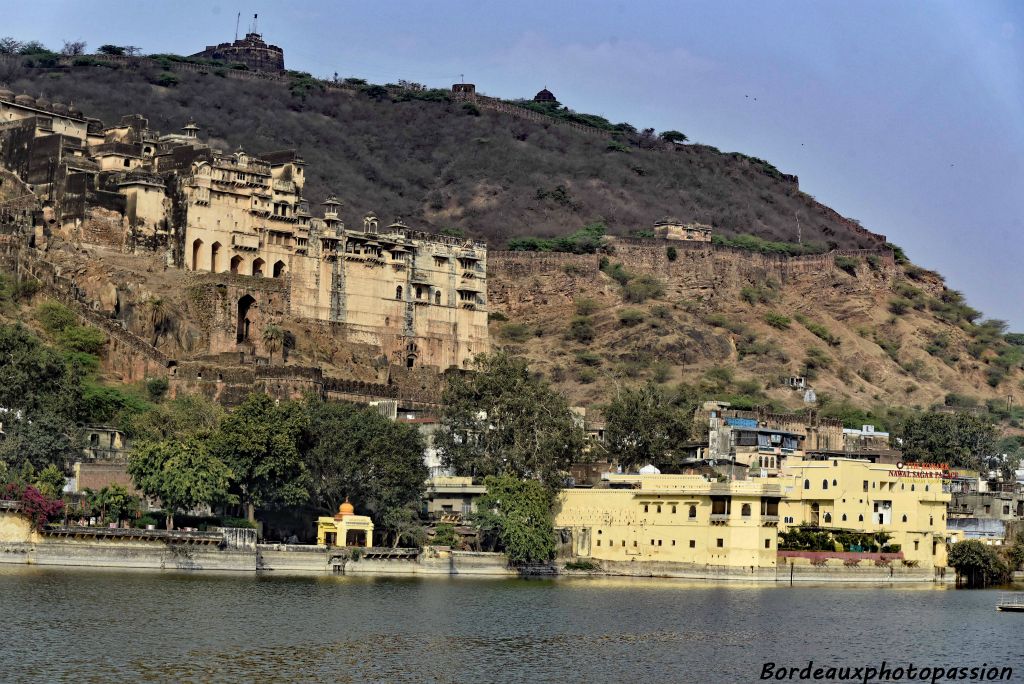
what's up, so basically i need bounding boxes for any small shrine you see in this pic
[316,498,374,548]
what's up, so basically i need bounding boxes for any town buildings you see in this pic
[554,473,782,570]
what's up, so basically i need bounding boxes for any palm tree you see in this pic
[262,325,284,364]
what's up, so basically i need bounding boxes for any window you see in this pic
[716,538,724,548]
[671,505,677,514]
[925,485,929,492]
[863,480,869,492]
[657,540,662,547]
[656,505,662,514]
[824,513,832,523]
[804,479,810,490]
[434,290,441,305]
[395,286,403,300]
[858,514,864,522]
[910,485,915,492]
[688,505,697,519]
[822,479,829,490]
[832,479,837,487]
[901,515,907,523]
[741,504,751,517]
[929,516,934,525]
[765,539,771,549]
[671,540,676,546]
[416,286,424,300]
[914,541,920,551]
[841,514,847,522]
[650,539,655,546]
[621,540,625,547]
[633,540,637,547]
[1003,505,1010,515]
[644,504,649,513]
[596,540,601,547]
[689,540,696,548]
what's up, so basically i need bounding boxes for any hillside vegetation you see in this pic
[2,55,878,248]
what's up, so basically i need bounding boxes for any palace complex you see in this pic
[0,92,489,374]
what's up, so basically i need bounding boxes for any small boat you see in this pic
[996,593,1024,612]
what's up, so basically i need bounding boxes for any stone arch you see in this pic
[405,341,418,368]
[252,258,265,277]
[191,238,203,270]
[395,285,403,300]
[230,255,244,274]
[272,260,286,278]
[237,294,256,343]
[210,242,222,273]
[824,512,832,524]
[740,503,751,517]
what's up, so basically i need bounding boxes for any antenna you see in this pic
[251,13,259,35]
[235,12,240,41]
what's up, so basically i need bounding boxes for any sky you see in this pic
[5,1,1024,328]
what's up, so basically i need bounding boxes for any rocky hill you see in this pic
[1,53,1021,427]
[1,55,881,249]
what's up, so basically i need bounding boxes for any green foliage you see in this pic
[34,464,66,500]
[145,376,169,402]
[712,233,827,256]
[603,383,697,471]
[36,301,77,334]
[659,130,688,144]
[888,298,910,315]
[0,324,81,419]
[79,380,151,425]
[622,274,665,303]
[507,222,606,254]
[128,438,233,530]
[740,281,778,305]
[834,255,859,276]
[565,559,600,571]
[886,242,909,265]
[567,316,595,343]
[121,393,222,442]
[947,539,1010,587]
[208,393,308,520]
[500,322,533,343]
[779,528,891,552]
[575,298,600,316]
[666,246,678,262]
[618,309,645,326]
[764,312,791,329]
[488,311,508,323]
[152,71,179,88]
[575,351,602,366]
[57,325,107,354]
[97,44,125,55]
[605,140,631,153]
[704,313,748,336]
[794,315,840,346]
[437,352,584,493]
[896,411,996,470]
[431,523,459,547]
[473,474,555,564]
[301,398,427,533]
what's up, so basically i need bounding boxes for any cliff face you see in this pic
[487,241,1019,414]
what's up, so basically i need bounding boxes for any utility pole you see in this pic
[235,12,240,41]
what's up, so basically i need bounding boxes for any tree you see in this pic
[0,323,82,418]
[0,37,22,55]
[128,438,232,530]
[948,539,1009,587]
[61,40,87,56]
[430,522,459,548]
[121,393,222,442]
[436,352,585,493]
[0,410,81,472]
[262,324,284,363]
[17,40,49,55]
[34,464,66,500]
[603,383,695,471]
[659,130,688,144]
[473,474,555,564]
[896,411,996,470]
[96,484,139,524]
[302,398,426,541]
[97,44,125,56]
[209,393,307,522]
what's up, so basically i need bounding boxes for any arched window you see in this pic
[434,290,441,305]
[395,286,403,300]
[858,514,864,522]
[272,260,286,278]
[210,242,221,273]
[910,484,915,491]
[230,255,244,274]
[832,479,837,487]
[841,514,847,522]
[822,479,829,490]
[929,516,933,526]
[925,485,929,492]
[416,286,423,300]
[741,504,751,517]
[236,295,255,343]
[824,513,832,523]
[688,505,697,519]
[901,514,907,523]
[191,238,203,270]
[252,258,265,277]
[803,479,810,490]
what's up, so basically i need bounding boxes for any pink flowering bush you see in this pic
[2,483,64,530]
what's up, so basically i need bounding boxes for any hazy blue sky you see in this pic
[6,1,1023,327]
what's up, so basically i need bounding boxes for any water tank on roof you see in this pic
[639,464,661,475]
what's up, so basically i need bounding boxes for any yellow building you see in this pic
[778,457,951,568]
[315,500,374,548]
[554,474,782,569]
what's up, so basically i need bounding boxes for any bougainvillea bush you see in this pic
[1,483,64,529]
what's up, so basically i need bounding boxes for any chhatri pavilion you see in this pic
[316,499,374,547]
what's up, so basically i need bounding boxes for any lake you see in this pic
[0,567,1020,683]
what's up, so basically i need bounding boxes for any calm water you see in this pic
[0,567,1021,683]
